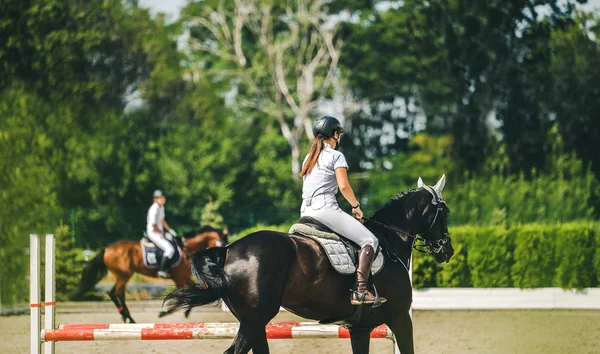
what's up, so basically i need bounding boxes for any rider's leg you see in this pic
[352,244,382,305]
[158,256,171,279]
[301,199,379,250]
[146,230,175,278]
[302,202,386,305]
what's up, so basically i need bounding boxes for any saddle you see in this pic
[289,216,384,276]
[140,235,183,269]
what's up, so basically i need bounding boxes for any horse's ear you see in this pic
[417,177,424,188]
[433,174,446,193]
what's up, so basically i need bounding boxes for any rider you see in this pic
[299,115,387,305]
[146,190,178,278]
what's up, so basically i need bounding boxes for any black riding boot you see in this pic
[157,256,171,279]
[351,245,387,305]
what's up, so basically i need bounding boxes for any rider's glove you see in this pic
[168,229,178,237]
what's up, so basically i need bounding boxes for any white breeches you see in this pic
[300,194,378,250]
[146,229,175,259]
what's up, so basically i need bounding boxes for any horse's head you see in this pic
[413,175,454,263]
[370,174,454,264]
[182,226,222,253]
[218,228,229,246]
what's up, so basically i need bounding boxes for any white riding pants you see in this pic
[300,194,378,250]
[146,229,175,259]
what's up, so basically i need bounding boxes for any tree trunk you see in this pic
[291,142,301,177]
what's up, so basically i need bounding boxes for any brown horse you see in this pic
[69,226,222,323]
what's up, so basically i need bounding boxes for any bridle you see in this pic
[363,186,451,260]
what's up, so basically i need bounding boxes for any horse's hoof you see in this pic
[184,309,192,318]
[158,311,168,318]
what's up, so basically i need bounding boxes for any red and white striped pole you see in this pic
[42,323,393,342]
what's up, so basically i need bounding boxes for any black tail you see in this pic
[164,247,228,309]
[68,248,107,301]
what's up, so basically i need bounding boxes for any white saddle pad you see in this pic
[289,224,384,275]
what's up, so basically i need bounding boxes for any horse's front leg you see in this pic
[349,328,373,354]
[388,313,414,354]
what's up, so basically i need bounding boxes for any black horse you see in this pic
[166,176,454,354]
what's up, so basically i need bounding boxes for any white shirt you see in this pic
[146,202,165,231]
[301,143,349,200]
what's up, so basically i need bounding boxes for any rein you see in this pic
[363,200,449,261]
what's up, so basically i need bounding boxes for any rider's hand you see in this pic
[168,229,178,237]
[352,206,363,220]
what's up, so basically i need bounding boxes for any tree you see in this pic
[182,0,342,175]
[336,0,586,173]
[547,11,600,179]
[0,87,59,304]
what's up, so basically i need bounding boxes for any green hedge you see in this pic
[414,222,600,289]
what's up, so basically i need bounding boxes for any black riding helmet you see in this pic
[312,115,345,138]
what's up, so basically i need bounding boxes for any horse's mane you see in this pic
[183,225,218,239]
[370,188,428,223]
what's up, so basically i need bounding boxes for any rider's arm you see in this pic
[153,224,164,235]
[335,167,361,213]
[162,220,171,232]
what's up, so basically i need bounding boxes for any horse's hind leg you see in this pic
[222,285,282,353]
[110,273,135,323]
[107,284,123,318]
[387,313,414,354]
[223,233,295,353]
[349,328,373,354]
[223,323,269,354]
[107,284,132,323]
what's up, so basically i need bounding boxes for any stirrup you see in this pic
[349,285,386,307]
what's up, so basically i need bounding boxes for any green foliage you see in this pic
[411,251,439,289]
[228,223,292,244]
[0,87,59,305]
[200,199,225,229]
[54,223,86,301]
[595,229,600,286]
[511,225,556,288]
[449,152,597,226]
[547,11,600,179]
[553,223,597,289]
[435,227,471,287]
[467,227,515,287]
[412,223,600,289]
[364,133,455,215]
[0,0,156,105]
[363,132,598,227]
